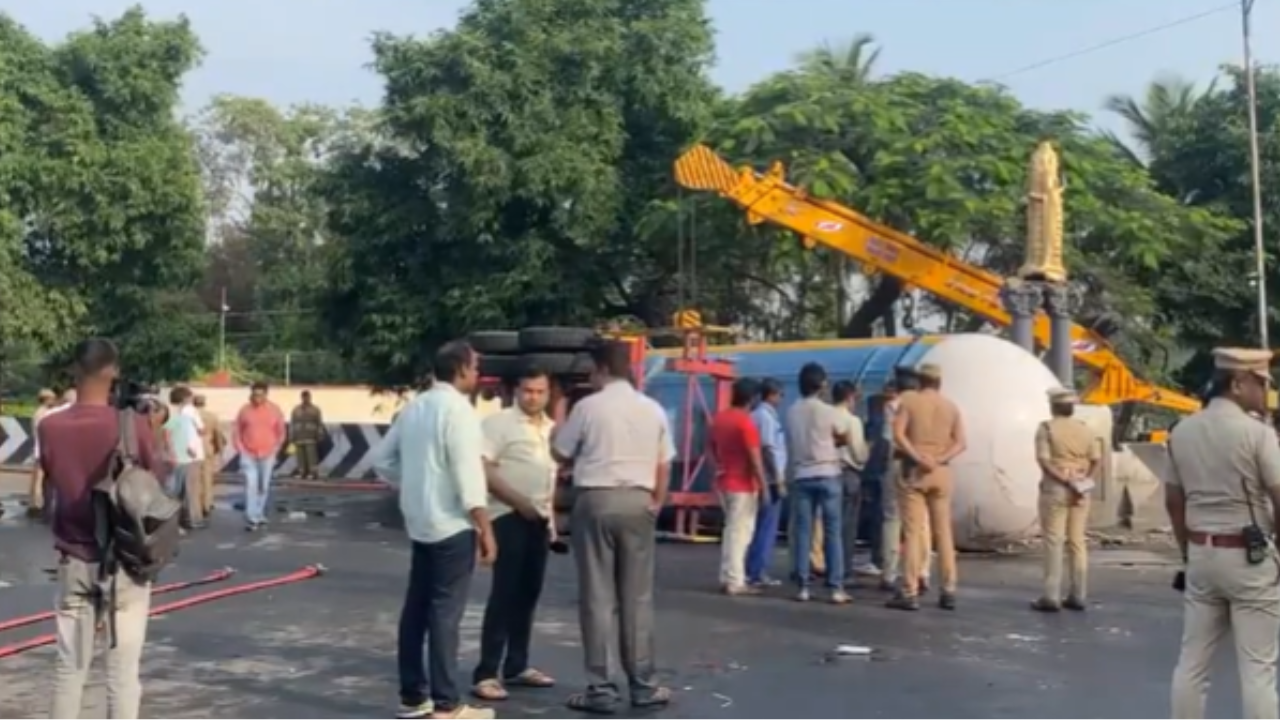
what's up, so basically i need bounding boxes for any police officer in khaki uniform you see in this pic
[886,363,966,611]
[1031,388,1101,613]
[1168,347,1280,719]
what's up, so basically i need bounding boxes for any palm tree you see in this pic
[794,33,881,85]
[1102,75,1208,166]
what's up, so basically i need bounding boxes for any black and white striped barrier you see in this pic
[0,417,390,481]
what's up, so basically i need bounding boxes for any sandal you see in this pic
[505,668,556,688]
[471,679,508,702]
[632,685,672,708]
[566,692,617,715]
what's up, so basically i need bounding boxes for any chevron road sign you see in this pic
[0,417,389,482]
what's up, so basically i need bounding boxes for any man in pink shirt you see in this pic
[235,381,286,531]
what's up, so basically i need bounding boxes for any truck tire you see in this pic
[479,354,522,380]
[518,326,597,352]
[468,330,520,355]
[521,352,595,377]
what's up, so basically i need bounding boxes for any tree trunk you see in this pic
[840,276,902,338]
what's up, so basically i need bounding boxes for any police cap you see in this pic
[917,363,943,380]
[1212,347,1274,382]
[1047,387,1079,404]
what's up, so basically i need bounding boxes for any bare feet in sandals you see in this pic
[505,668,556,688]
[471,679,508,702]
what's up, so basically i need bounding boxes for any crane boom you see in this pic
[674,144,1200,413]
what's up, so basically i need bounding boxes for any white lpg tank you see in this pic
[913,333,1060,550]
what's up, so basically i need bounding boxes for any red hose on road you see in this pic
[0,564,325,660]
[0,567,236,634]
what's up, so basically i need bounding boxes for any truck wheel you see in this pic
[518,327,598,352]
[479,354,522,380]
[521,352,595,377]
[468,330,520,355]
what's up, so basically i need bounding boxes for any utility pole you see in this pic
[218,286,229,370]
[1243,0,1269,346]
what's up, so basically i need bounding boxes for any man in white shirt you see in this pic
[553,340,675,714]
[27,388,58,517]
[830,381,871,580]
[375,341,497,720]
[168,385,206,528]
[471,365,559,702]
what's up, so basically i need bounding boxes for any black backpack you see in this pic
[92,409,182,584]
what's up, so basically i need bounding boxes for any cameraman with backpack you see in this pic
[39,338,162,720]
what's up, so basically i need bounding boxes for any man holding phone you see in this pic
[471,364,559,702]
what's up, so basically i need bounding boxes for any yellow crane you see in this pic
[673,144,1200,414]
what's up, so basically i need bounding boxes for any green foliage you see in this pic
[322,0,718,382]
[0,3,1268,393]
[0,6,211,382]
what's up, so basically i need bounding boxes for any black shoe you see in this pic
[1030,598,1060,613]
[938,592,957,611]
[885,595,920,611]
[1062,596,1087,612]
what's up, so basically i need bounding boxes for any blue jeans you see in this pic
[241,455,276,524]
[746,492,784,583]
[791,476,844,589]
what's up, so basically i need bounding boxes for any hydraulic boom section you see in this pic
[673,144,1200,414]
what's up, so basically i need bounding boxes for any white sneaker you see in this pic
[853,562,882,577]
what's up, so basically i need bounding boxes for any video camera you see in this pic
[111,379,154,413]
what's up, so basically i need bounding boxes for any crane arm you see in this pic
[674,144,1200,413]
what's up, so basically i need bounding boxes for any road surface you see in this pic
[0,491,1224,718]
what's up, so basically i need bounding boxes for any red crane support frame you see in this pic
[622,328,735,538]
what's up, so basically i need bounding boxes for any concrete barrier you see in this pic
[0,416,391,481]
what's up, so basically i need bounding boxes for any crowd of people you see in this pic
[37,334,1280,720]
[708,361,968,609]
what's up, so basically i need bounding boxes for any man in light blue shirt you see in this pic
[746,377,787,587]
[374,341,497,720]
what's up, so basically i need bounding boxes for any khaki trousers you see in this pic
[897,466,957,597]
[199,454,218,511]
[1038,484,1089,601]
[29,464,45,509]
[719,492,758,588]
[50,558,152,719]
[1171,543,1280,719]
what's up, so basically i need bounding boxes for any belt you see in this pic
[1188,531,1247,548]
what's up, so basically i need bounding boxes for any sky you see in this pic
[2,0,1276,138]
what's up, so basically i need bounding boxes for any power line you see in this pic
[984,1,1240,83]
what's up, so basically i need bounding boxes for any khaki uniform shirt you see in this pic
[896,390,961,459]
[290,404,325,444]
[1035,417,1101,492]
[198,409,223,455]
[1168,398,1280,534]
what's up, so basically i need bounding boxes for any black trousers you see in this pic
[474,513,550,683]
[398,530,477,709]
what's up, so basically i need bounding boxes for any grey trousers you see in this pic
[571,488,659,704]
[840,468,863,573]
[50,557,152,719]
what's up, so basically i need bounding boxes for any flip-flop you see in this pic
[566,692,617,715]
[471,679,508,701]
[505,668,556,688]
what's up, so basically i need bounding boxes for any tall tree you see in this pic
[709,61,1239,377]
[192,95,371,382]
[0,7,212,382]
[323,0,719,383]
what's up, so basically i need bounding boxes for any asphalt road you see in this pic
[0,493,1237,719]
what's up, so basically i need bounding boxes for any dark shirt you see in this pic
[39,404,158,562]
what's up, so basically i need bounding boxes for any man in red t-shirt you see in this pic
[709,378,767,595]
